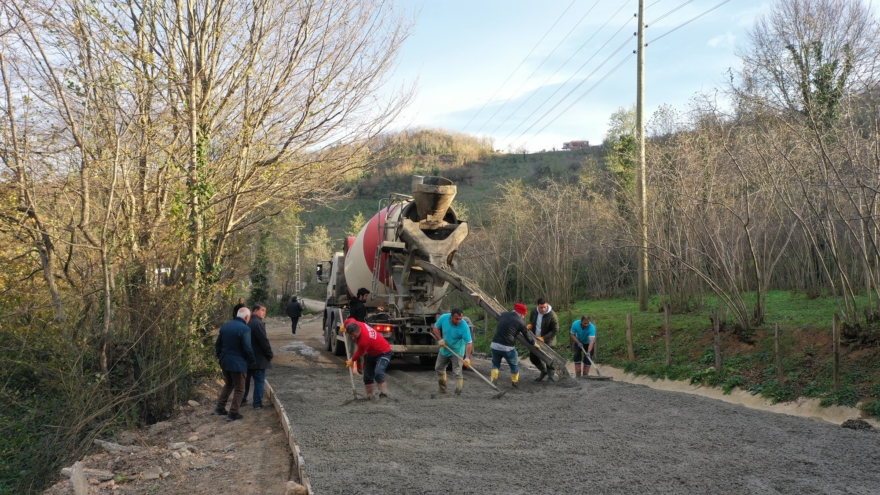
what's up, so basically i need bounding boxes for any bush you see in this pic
[861,399,880,418]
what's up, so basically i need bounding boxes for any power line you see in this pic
[460,0,578,132]
[486,0,630,137]
[473,0,604,135]
[521,53,635,146]
[509,34,635,145]
[503,16,636,143]
[649,0,694,26]
[648,0,732,45]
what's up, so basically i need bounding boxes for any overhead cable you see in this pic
[509,35,635,144]
[473,0,604,135]
[518,53,636,147]
[503,17,636,142]
[486,0,630,136]
[648,0,732,45]
[461,0,578,132]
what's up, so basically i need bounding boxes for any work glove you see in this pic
[533,343,541,349]
[537,337,544,342]
[526,324,533,330]
[438,339,446,347]
[345,360,355,368]
[463,358,471,368]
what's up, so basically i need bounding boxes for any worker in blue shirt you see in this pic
[570,316,596,377]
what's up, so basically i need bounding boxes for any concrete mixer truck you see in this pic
[316,176,571,377]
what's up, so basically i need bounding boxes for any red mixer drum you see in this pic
[343,204,404,303]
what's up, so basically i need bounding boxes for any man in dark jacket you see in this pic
[349,287,370,322]
[286,296,303,335]
[528,298,559,382]
[242,303,273,409]
[489,303,538,388]
[232,297,246,319]
[214,307,256,422]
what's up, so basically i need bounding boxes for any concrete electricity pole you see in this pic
[294,225,304,295]
[636,0,649,312]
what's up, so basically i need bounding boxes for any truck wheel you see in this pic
[324,324,332,351]
[331,329,347,356]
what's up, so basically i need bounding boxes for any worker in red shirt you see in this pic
[343,318,393,399]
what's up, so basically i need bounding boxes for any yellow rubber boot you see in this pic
[511,373,520,388]
[454,379,464,396]
[438,374,448,394]
[490,369,499,385]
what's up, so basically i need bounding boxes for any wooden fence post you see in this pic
[664,303,671,367]
[713,311,722,371]
[833,313,840,392]
[774,322,783,384]
[626,313,635,361]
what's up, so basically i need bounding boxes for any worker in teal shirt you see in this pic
[570,316,596,377]
[431,308,473,395]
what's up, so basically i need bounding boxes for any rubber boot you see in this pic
[535,371,546,382]
[364,383,376,400]
[377,382,390,399]
[438,374,448,394]
[575,364,582,377]
[490,369,499,385]
[454,379,464,396]
[511,373,520,388]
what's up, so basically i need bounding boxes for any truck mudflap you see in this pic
[414,260,572,380]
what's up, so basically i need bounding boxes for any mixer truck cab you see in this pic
[317,176,473,364]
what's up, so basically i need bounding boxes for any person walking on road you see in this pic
[286,296,303,336]
[528,298,559,382]
[490,303,538,388]
[344,318,393,399]
[215,307,256,422]
[431,308,474,396]
[232,297,246,320]
[242,303,273,408]
[571,316,597,377]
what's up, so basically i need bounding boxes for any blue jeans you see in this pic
[491,348,519,374]
[363,352,392,385]
[242,369,266,407]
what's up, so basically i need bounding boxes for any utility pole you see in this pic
[636,0,649,312]
[294,225,304,295]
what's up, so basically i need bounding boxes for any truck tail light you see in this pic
[374,324,392,333]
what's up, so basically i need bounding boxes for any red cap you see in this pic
[514,303,528,316]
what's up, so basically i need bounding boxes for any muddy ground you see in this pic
[267,313,880,495]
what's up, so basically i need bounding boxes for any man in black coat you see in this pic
[214,307,256,422]
[528,298,559,382]
[349,287,370,322]
[232,297,246,319]
[286,296,303,335]
[242,303,273,409]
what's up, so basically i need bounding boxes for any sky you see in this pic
[387,0,771,152]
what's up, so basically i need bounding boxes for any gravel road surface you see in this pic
[265,316,880,495]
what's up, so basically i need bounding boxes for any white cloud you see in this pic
[708,32,737,48]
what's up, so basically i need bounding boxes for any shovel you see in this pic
[435,341,507,399]
[579,344,612,381]
[341,326,360,400]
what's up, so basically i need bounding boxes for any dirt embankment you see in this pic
[268,316,880,495]
[44,378,296,495]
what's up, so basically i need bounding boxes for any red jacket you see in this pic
[345,318,391,361]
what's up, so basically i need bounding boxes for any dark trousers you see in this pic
[242,369,266,407]
[217,370,246,414]
[529,352,548,373]
[290,317,300,335]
